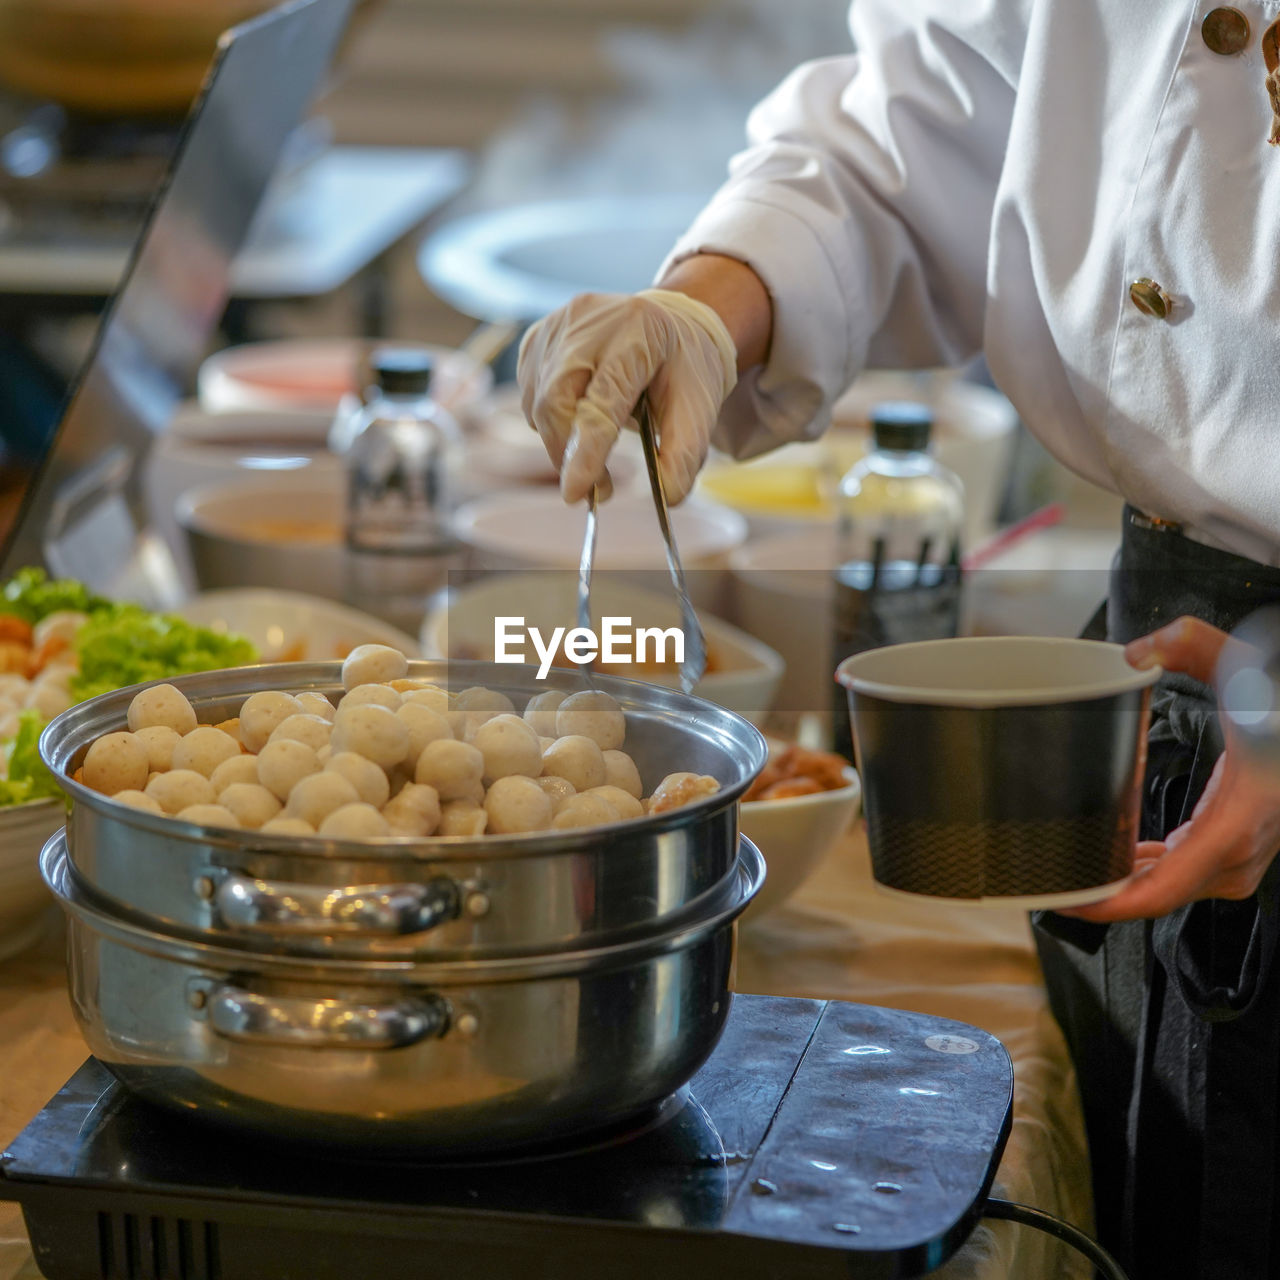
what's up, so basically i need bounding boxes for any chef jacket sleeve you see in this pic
[660,0,1027,459]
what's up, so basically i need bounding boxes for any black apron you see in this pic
[1032,507,1280,1280]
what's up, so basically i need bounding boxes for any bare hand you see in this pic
[1067,616,1280,922]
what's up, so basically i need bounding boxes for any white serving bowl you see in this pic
[197,338,493,422]
[421,574,784,726]
[176,473,347,600]
[739,767,861,920]
[698,374,1018,549]
[177,589,421,663]
[452,491,748,612]
[0,798,64,961]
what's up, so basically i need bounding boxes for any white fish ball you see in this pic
[268,713,333,753]
[555,690,625,751]
[295,691,337,722]
[331,703,410,769]
[382,782,441,836]
[341,645,408,691]
[552,793,622,830]
[396,702,453,760]
[171,726,242,779]
[286,771,359,828]
[257,739,321,801]
[32,610,87,648]
[325,751,390,808]
[319,802,390,839]
[210,753,259,794]
[25,676,73,718]
[602,750,643,799]
[219,783,282,830]
[111,789,164,815]
[127,683,197,736]
[176,803,240,829]
[400,685,450,715]
[239,691,302,753]
[647,772,721,814]
[582,785,645,821]
[145,769,215,814]
[134,725,182,774]
[540,735,606,793]
[484,775,553,834]
[261,816,316,836]
[340,683,402,712]
[83,732,149,795]
[414,739,484,800]
[522,689,567,738]
[535,775,577,812]
[473,714,542,782]
[439,800,487,837]
[453,686,515,718]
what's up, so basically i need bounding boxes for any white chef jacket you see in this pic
[665,0,1280,566]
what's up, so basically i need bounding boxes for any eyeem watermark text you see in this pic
[494,616,684,679]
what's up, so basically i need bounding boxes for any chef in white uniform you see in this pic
[518,5,1280,1276]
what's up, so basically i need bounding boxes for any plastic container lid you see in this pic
[870,401,933,452]
[371,347,433,396]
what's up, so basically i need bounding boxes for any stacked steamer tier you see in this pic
[38,659,767,1155]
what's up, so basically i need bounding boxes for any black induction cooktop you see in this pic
[0,995,1012,1279]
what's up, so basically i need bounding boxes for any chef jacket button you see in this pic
[1201,7,1251,55]
[1129,278,1173,319]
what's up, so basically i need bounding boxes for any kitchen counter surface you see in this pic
[0,821,1091,1279]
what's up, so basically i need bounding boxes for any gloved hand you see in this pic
[517,288,738,505]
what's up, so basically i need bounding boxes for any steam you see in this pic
[458,0,850,211]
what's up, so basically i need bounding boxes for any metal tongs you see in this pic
[576,485,599,688]
[636,397,707,693]
[576,398,707,694]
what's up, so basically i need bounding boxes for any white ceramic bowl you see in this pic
[0,799,64,961]
[177,589,421,663]
[739,768,861,920]
[453,491,748,612]
[176,473,346,600]
[197,338,493,421]
[421,574,784,726]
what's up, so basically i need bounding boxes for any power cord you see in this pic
[982,1197,1130,1280]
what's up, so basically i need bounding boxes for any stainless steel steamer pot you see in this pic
[41,661,767,958]
[42,833,764,1153]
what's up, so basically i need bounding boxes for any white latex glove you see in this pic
[517,288,738,504]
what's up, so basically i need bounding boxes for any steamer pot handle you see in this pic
[205,986,450,1049]
[212,873,461,936]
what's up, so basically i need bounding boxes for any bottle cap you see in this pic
[870,401,933,452]
[371,347,433,396]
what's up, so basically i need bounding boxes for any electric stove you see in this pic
[0,995,1012,1279]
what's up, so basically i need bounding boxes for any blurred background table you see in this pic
[0,144,471,334]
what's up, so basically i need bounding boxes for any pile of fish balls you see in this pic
[77,645,721,838]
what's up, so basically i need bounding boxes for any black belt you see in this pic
[1109,504,1280,643]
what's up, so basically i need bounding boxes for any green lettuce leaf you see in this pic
[70,605,257,703]
[0,567,109,625]
[0,709,62,808]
